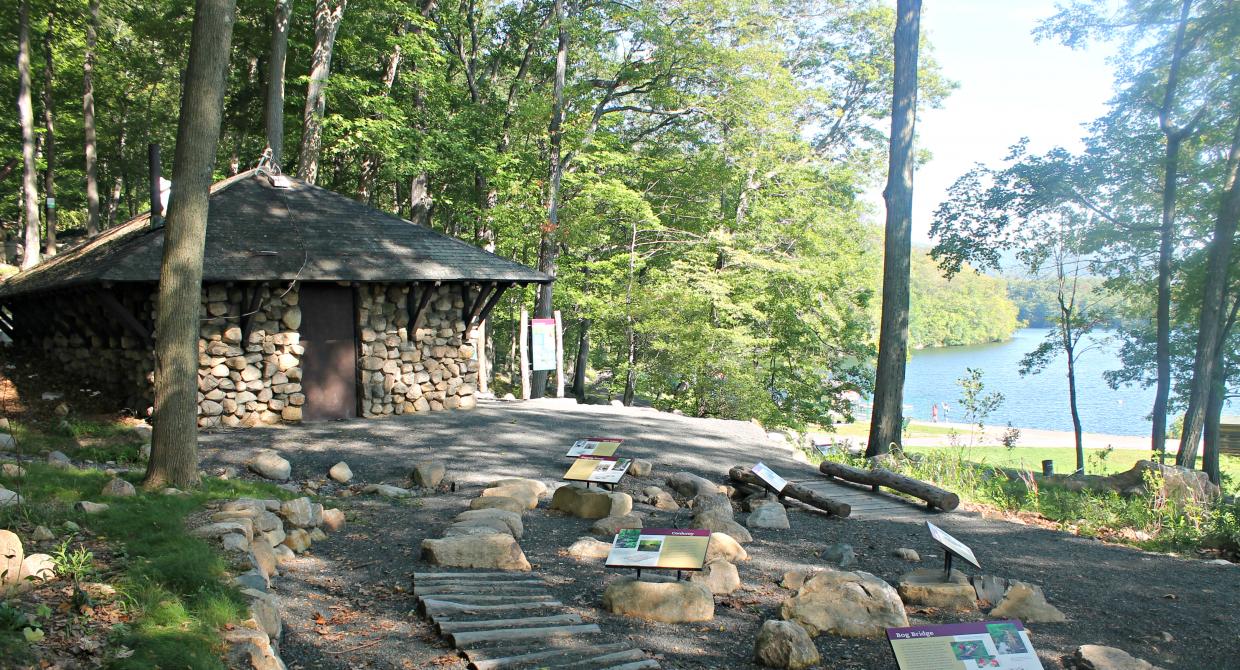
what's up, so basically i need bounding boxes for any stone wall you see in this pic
[356,283,478,417]
[196,283,304,428]
[31,287,155,411]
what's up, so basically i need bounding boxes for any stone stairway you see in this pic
[412,571,661,670]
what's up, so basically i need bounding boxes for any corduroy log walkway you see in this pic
[412,571,661,670]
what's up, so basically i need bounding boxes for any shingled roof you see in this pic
[0,170,550,297]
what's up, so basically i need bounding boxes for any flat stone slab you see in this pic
[897,568,977,611]
[421,534,531,571]
[602,577,714,623]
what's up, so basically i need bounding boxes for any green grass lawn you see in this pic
[904,444,1240,483]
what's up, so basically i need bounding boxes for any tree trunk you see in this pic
[17,0,41,270]
[729,466,852,517]
[83,0,100,237]
[106,121,127,229]
[1178,113,1240,465]
[410,172,432,225]
[1156,0,1194,463]
[532,0,568,398]
[265,0,293,167]
[866,0,920,457]
[41,8,57,257]
[574,319,589,402]
[818,460,959,511]
[296,0,346,184]
[357,35,402,201]
[145,0,237,491]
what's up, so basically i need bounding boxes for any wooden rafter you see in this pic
[474,282,512,327]
[95,289,153,346]
[240,283,263,344]
[465,281,498,331]
[409,281,439,331]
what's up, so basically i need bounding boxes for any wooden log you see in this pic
[466,642,636,670]
[416,594,557,604]
[437,613,582,633]
[414,571,545,581]
[422,600,563,616]
[448,623,601,648]
[818,461,960,511]
[414,584,547,596]
[602,661,660,670]
[729,465,851,517]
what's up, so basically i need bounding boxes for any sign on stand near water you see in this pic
[903,328,1159,436]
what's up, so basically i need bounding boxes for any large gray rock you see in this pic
[455,509,523,538]
[74,501,109,514]
[748,502,790,529]
[602,577,714,623]
[643,486,679,511]
[413,461,446,488]
[0,488,21,507]
[0,529,23,590]
[478,484,538,510]
[666,471,720,497]
[100,478,135,499]
[897,568,977,611]
[247,451,291,481]
[567,537,612,560]
[754,619,820,670]
[321,508,346,532]
[705,532,749,563]
[550,484,615,519]
[47,451,73,468]
[990,581,1066,623]
[629,459,653,477]
[781,569,908,638]
[693,510,753,543]
[328,461,353,483]
[1072,645,1164,670]
[821,543,856,568]
[279,497,322,528]
[421,534,531,571]
[363,483,413,498]
[487,478,548,498]
[590,514,643,536]
[689,559,741,595]
[469,496,526,514]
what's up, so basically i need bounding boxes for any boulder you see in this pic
[192,521,253,542]
[754,619,820,670]
[47,451,73,468]
[321,508,346,532]
[1072,645,1164,670]
[643,486,679,511]
[0,488,21,507]
[74,501,109,514]
[18,553,55,583]
[273,544,296,568]
[487,478,548,498]
[282,528,312,553]
[590,514,643,536]
[705,532,749,563]
[693,513,753,543]
[469,496,526,514]
[247,451,291,481]
[31,526,54,542]
[100,479,136,499]
[893,548,920,562]
[328,461,353,483]
[990,581,1066,623]
[602,577,714,623]
[421,534,531,571]
[608,492,634,517]
[748,502,790,529]
[666,471,721,498]
[550,484,615,519]
[781,569,908,638]
[309,527,328,542]
[630,459,653,477]
[478,485,539,510]
[0,530,23,588]
[1,463,25,477]
[689,559,740,595]
[897,568,977,611]
[969,574,1010,606]
[821,543,856,568]
[413,461,446,488]
[279,497,322,528]
[363,483,413,498]
[1105,460,1219,505]
[781,569,820,591]
[242,588,282,640]
[250,541,277,582]
[447,516,522,539]
[567,537,612,560]
[454,509,523,538]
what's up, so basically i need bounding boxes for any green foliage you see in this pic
[909,250,1020,348]
[955,367,1004,446]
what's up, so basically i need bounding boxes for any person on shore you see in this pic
[931,403,939,423]
[942,402,951,420]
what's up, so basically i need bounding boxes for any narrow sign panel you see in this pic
[566,437,624,458]
[751,461,788,492]
[563,455,632,484]
[927,521,980,569]
[605,528,711,571]
[888,620,1043,670]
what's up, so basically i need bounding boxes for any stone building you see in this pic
[0,170,549,426]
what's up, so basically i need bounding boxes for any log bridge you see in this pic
[729,465,852,517]
[817,460,960,512]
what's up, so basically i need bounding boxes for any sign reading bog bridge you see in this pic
[605,528,711,570]
[563,455,632,484]
[887,620,1043,670]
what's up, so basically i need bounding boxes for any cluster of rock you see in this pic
[0,529,56,596]
[1054,459,1220,506]
[421,476,542,571]
[192,495,346,670]
[355,283,480,417]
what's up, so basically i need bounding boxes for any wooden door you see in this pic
[299,284,358,421]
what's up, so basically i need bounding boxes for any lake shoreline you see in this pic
[818,419,1160,452]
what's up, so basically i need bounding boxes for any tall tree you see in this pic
[296,0,346,184]
[42,7,58,257]
[144,0,238,491]
[532,0,569,398]
[866,0,921,457]
[17,0,41,270]
[265,0,293,167]
[83,0,101,237]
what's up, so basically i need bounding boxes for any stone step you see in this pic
[465,642,647,670]
[447,623,603,648]
[436,612,583,633]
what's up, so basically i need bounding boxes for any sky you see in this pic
[876,1,1118,245]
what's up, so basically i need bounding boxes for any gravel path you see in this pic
[199,399,1240,669]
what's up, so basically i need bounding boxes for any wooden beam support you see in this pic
[240,283,264,344]
[474,282,511,326]
[95,289,154,346]
[465,281,498,331]
[460,282,476,324]
[409,281,438,331]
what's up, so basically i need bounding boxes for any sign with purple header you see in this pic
[887,620,1043,670]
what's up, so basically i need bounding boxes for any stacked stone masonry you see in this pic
[21,281,481,427]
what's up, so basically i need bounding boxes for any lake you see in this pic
[903,328,1156,436]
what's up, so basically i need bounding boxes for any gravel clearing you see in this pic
[199,398,1240,669]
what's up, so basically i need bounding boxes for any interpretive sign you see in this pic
[566,437,623,458]
[563,455,632,484]
[927,521,980,570]
[888,621,1043,670]
[605,528,711,571]
[751,462,788,492]
[531,318,557,371]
